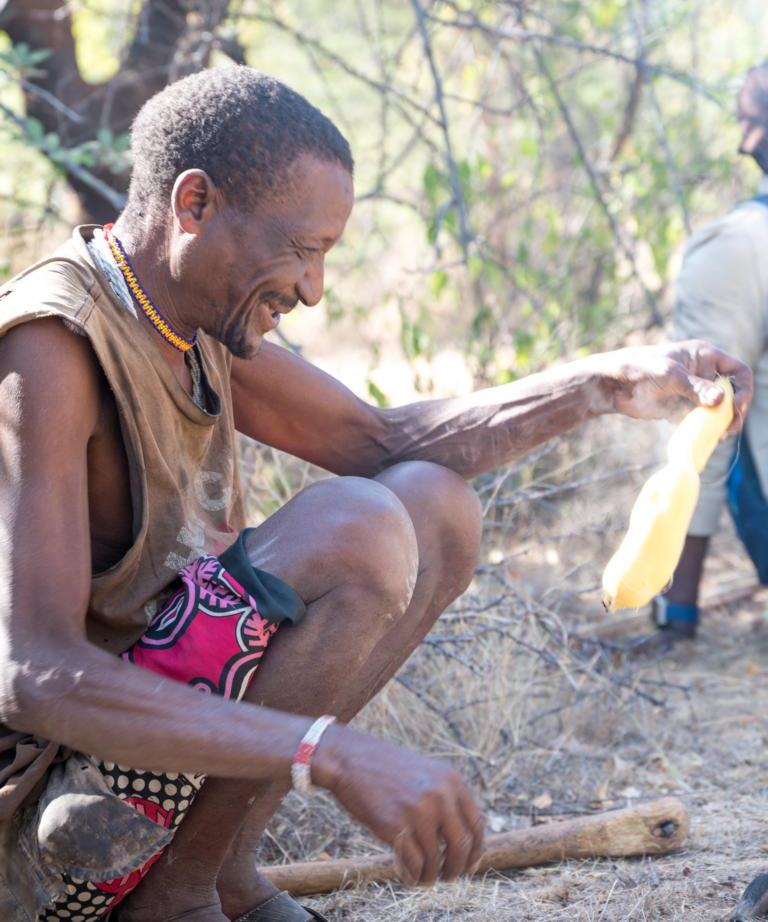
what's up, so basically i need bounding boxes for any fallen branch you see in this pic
[259,797,688,897]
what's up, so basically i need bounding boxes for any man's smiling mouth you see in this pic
[267,302,296,329]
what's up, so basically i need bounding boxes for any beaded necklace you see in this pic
[103,224,197,353]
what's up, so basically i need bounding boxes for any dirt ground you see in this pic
[299,588,768,921]
[252,422,768,922]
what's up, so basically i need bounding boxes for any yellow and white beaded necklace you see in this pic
[103,224,197,354]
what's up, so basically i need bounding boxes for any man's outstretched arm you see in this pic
[231,339,753,479]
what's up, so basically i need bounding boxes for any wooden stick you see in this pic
[259,797,689,897]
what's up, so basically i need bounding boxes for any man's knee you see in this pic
[376,461,482,596]
[300,475,419,608]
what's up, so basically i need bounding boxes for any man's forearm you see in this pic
[6,640,313,782]
[375,356,611,479]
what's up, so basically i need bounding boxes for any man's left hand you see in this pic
[592,339,753,437]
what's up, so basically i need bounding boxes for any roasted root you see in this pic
[602,377,734,612]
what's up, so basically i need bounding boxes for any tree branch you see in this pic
[124,0,190,74]
[0,0,90,126]
[0,0,233,221]
[533,48,663,327]
[430,1,722,106]
[0,101,126,212]
[630,0,691,234]
[410,0,472,262]
[610,65,644,163]
[240,9,440,128]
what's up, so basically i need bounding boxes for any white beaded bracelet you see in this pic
[291,714,336,794]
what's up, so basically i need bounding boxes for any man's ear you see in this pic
[172,169,219,234]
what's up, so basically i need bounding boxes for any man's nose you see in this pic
[296,257,325,307]
[739,120,766,155]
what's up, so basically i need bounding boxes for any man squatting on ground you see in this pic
[0,68,752,922]
[653,62,768,639]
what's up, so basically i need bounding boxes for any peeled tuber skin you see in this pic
[602,377,734,613]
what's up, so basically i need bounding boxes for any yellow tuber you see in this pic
[602,377,734,612]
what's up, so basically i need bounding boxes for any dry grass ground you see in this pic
[243,416,768,921]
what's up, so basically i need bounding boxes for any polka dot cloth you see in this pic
[37,553,281,920]
[39,763,205,919]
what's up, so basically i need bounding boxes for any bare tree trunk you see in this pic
[0,0,235,222]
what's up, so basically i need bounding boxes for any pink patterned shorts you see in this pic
[42,547,286,920]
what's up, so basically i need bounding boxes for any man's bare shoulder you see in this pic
[0,317,102,445]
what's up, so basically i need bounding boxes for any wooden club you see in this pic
[259,796,689,897]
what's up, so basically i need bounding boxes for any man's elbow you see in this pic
[0,652,79,733]
[356,405,399,475]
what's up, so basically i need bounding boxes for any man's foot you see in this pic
[230,892,329,921]
[113,903,229,922]
[651,597,699,637]
[615,597,698,657]
[112,866,227,922]
[658,621,697,641]
[618,619,697,659]
[217,867,280,919]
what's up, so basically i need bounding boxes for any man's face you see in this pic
[737,86,768,170]
[198,155,354,358]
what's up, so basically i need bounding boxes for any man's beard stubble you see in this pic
[742,126,768,175]
[751,138,768,175]
[220,311,256,359]
[218,292,297,359]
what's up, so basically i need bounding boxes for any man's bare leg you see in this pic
[217,461,482,917]
[116,462,482,921]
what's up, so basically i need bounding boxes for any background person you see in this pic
[652,63,768,641]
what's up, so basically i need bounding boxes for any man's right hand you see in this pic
[312,722,485,886]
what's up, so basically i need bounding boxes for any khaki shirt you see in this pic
[674,175,768,535]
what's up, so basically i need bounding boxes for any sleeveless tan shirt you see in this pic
[0,226,246,814]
